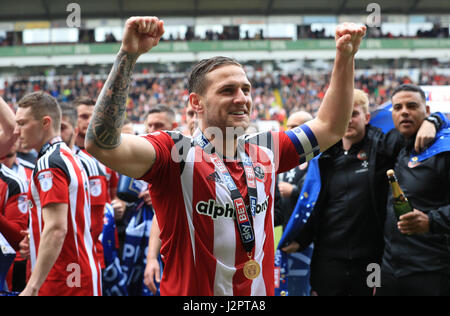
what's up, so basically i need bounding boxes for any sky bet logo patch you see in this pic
[195,197,269,221]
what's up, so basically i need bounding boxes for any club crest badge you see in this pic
[18,195,28,214]
[299,162,309,170]
[357,150,368,161]
[89,179,102,197]
[38,171,53,192]
[408,156,421,168]
[254,163,266,182]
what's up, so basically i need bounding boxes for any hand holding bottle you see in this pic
[398,209,430,235]
[386,169,413,220]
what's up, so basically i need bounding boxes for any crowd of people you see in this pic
[0,16,449,297]
[2,68,449,129]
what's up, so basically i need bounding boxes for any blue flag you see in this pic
[278,157,321,249]
[275,156,321,296]
[121,201,159,296]
[101,203,128,296]
[411,126,450,162]
[370,102,395,133]
[274,249,289,296]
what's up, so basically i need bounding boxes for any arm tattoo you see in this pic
[86,50,138,149]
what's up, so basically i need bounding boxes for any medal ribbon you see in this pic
[195,133,258,254]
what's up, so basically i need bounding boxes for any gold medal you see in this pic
[243,259,261,280]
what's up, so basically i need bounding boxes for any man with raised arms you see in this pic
[85,16,366,296]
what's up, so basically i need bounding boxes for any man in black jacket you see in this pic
[282,89,441,296]
[377,84,450,296]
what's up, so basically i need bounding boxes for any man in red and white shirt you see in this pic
[0,140,33,291]
[85,17,366,295]
[72,97,119,203]
[0,163,28,251]
[0,163,28,292]
[0,140,34,189]
[15,91,101,296]
[60,104,109,269]
[138,128,320,295]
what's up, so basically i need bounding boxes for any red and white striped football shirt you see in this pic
[75,148,109,269]
[0,164,28,251]
[140,125,319,296]
[15,157,34,187]
[28,140,101,296]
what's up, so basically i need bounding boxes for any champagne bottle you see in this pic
[386,169,413,220]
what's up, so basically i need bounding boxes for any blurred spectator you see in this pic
[0,22,447,46]
[1,68,449,128]
[105,33,117,43]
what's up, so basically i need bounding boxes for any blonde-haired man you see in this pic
[342,89,370,152]
[282,89,439,296]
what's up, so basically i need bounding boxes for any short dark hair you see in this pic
[391,84,426,102]
[188,56,243,95]
[17,91,61,132]
[72,96,96,108]
[60,103,78,128]
[145,104,176,121]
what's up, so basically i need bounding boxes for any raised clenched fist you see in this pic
[335,23,366,57]
[120,16,165,56]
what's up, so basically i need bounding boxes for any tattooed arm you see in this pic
[85,17,165,178]
[88,50,137,150]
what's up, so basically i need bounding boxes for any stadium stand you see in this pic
[0,0,449,297]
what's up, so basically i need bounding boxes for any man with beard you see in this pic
[282,89,441,296]
[377,84,450,296]
[85,16,366,295]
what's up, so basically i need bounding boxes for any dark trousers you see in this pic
[310,255,379,296]
[11,260,27,292]
[376,268,450,296]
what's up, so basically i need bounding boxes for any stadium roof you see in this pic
[1,0,449,22]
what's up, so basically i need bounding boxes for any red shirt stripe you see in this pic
[140,130,314,295]
[28,143,101,296]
